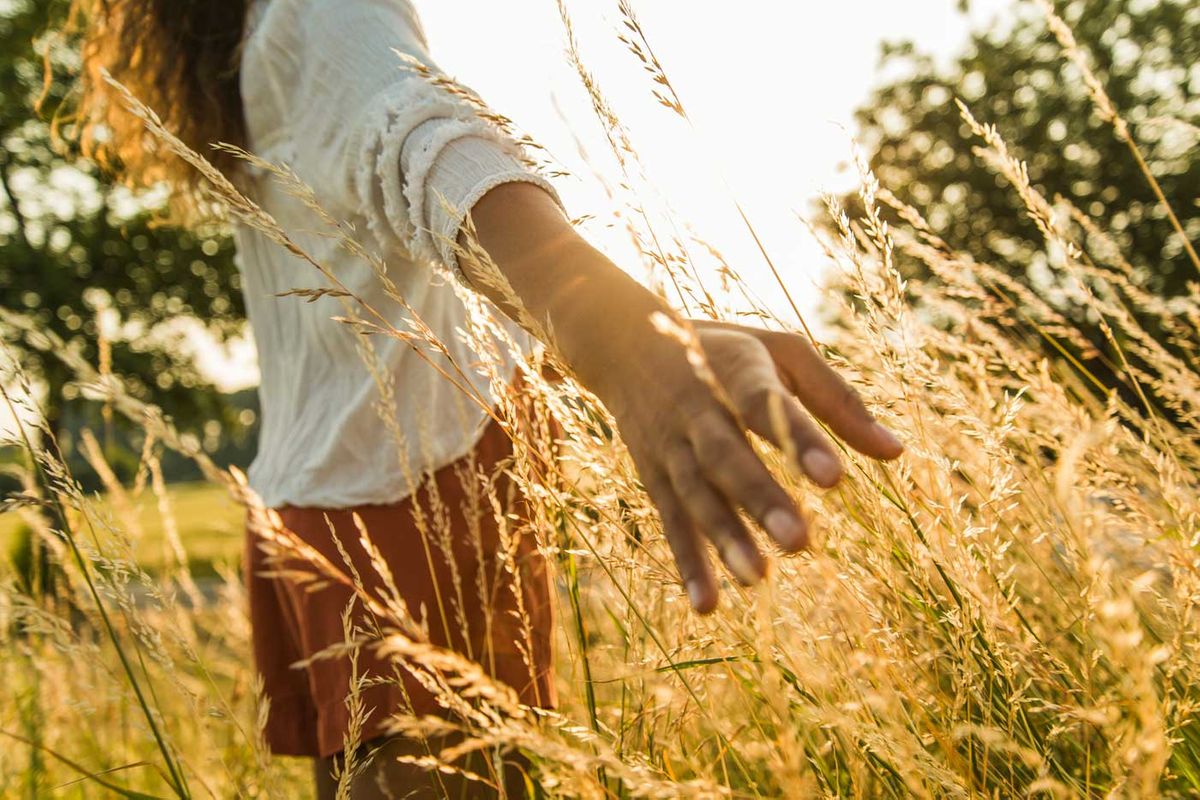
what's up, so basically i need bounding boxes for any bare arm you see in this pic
[463,182,902,613]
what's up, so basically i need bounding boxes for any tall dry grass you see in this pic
[1,1,1198,797]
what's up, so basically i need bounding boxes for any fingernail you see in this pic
[723,543,763,585]
[873,423,904,456]
[686,580,707,611]
[801,449,843,487]
[765,507,806,549]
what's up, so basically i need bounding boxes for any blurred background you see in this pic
[0,0,1196,576]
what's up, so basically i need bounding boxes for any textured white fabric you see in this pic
[234,0,557,507]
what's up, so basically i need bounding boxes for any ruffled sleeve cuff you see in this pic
[399,123,563,280]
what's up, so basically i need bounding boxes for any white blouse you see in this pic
[235,0,555,508]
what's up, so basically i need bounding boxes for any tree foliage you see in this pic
[849,0,1198,351]
[0,0,247,442]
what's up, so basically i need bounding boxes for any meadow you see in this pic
[1,1,1198,797]
[1,482,243,579]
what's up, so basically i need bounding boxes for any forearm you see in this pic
[461,182,677,402]
[457,183,901,614]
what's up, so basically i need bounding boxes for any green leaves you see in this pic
[0,0,247,443]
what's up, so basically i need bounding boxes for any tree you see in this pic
[845,0,1197,368]
[0,0,247,455]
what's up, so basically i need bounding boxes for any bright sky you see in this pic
[203,0,1015,390]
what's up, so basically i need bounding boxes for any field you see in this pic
[1,482,243,579]
[1,1,1198,798]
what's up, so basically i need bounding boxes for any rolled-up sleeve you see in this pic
[284,0,559,277]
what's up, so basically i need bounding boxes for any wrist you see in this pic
[549,263,687,407]
[466,182,686,401]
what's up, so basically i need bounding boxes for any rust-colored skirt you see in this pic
[245,419,556,758]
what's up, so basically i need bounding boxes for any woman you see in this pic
[68,0,903,795]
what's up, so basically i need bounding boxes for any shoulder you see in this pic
[243,0,432,103]
[250,0,428,47]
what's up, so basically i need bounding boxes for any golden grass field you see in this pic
[1,1,1198,797]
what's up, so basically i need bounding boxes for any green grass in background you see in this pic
[0,481,243,579]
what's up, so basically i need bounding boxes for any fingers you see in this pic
[687,415,808,549]
[641,421,804,614]
[665,444,768,585]
[641,467,717,613]
[760,331,904,461]
[742,390,844,489]
[704,329,845,489]
[625,323,905,617]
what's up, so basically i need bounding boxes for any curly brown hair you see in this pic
[59,0,250,221]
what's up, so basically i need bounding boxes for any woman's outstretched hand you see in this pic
[464,182,903,613]
[605,320,904,613]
